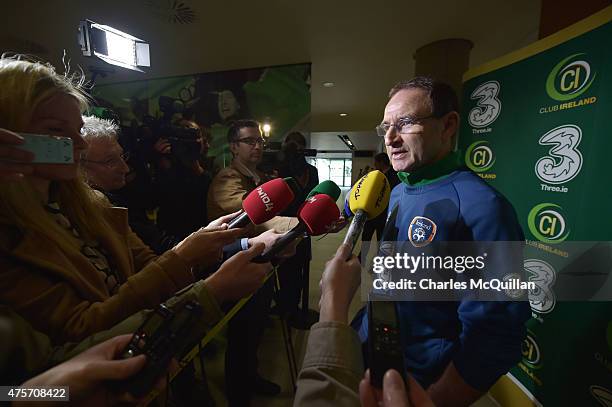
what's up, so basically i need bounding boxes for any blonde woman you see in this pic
[0,57,271,344]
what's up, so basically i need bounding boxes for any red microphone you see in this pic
[227,178,296,228]
[253,193,340,262]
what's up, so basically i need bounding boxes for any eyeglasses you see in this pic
[236,137,266,147]
[83,152,130,168]
[375,114,437,137]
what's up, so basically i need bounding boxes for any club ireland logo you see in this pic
[528,203,570,244]
[524,259,556,314]
[546,53,596,101]
[535,124,583,185]
[408,216,437,247]
[468,81,501,128]
[465,140,495,173]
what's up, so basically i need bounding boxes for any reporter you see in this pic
[0,57,246,343]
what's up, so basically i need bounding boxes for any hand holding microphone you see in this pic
[319,244,362,324]
[247,229,298,258]
[343,170,391,257]
[172,226,245,269]
[205,210,243,230]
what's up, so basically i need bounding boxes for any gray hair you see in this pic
[81,115,119,140]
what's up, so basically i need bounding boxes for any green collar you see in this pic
[397,151,462,187]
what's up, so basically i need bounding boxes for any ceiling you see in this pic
[2,0,541,133]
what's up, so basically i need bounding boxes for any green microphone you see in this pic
[306,180,341,202]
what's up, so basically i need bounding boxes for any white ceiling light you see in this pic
[339,113,348,117]
[322,82,335,88]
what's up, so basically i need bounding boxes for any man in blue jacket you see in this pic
[355,76,530,406]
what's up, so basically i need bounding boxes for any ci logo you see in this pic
[465,140,495,173]
[408,216,437,247]
[528,203,570,244]
[546,53,596,101]
[524,259,556,314]
[521,332,541,368]
[468,81,501,128]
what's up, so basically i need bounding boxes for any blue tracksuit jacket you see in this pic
[355,168,531,391]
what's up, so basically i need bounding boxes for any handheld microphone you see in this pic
[253,193,340,262]
[342,170,390,256]
[306,180,341,201]
[227,178,296,228]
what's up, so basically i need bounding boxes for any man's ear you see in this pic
[442,111,460,143]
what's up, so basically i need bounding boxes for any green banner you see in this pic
[460,9,611,406]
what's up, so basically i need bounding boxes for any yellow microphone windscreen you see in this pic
[348,170,390,219]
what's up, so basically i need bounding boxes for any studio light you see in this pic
[78,20,150,72]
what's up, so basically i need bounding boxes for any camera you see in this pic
[162,124,202,162]
[156,96,203,162]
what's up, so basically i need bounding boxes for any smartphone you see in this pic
[16,133,74,164]
[367,299,407,388]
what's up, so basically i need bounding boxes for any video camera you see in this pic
[156,96,202,162]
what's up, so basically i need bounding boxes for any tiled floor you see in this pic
[200,229,499,407]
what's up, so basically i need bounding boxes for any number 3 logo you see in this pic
[468,81,501,128]
[535,124,583,185]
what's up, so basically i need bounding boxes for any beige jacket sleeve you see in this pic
[0,281,224,384]
[0,247,193,344]
[293,321,364,407]
[207,168,247,220]
[60,279,224,362]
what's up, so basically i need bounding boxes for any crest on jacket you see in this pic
[408,216,437,247]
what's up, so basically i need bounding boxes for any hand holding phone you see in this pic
[0,129,35,180]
